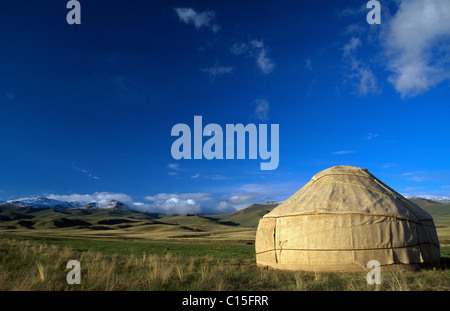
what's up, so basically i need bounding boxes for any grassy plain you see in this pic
[0,200,449,291]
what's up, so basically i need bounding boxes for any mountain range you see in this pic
[0,196,448,241]
[0,195,448,214]
[0,196,130,211]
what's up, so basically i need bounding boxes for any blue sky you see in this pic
[0,0,449,214]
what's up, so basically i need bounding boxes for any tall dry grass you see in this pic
[0,238,448,291]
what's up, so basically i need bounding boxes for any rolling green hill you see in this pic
[209,203,279,227]
[409,198,450,246]
[409,198,450,225]
[0,202,278,240]
[1,199,449,243]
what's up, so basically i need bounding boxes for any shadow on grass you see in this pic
[439,257,450,269]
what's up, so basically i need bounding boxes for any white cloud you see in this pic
[206,174,227,181]
[366,133,379,139]
[145,193,213,203]
[332,150,356,155]
[191,173,200,179]
[141,188,284,215]
[144,193,224,215]
[341,37,378,95]
[402,171,430,182]
[254,99,270,121]
[74,167,100,180]
[402,171,425,176]
[167,163,182,176]
[383,0,450,97]
[411,176,428,182]
[342,37,362,57]
[47,192,134,205]
[238,183,286,197]
[219,193,267,211]
[201,65,233,80]
[43,186,286,216]
[339,4,367,18]
[343,24,364,36]
[156,197,202,215]
[230,40,275,74]
[404,187,424,192]
[354,64,378,95]
[230,42,248,55]
[382,163,398,169]
[304,59,313,71]
[167,163,180,170]
[174,7,220,33]
[251,40,275,74]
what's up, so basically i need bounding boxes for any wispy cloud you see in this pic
[191,173,200,179]
[201,65,233,80]
[332,150,356,155]
[366,133,379,139]
[230,39,275,74]
[338,4,367,18]
[238,182,295,198]
[251,40,275,74]
[174,7,220,33]
[74,167,100,180]
[382,163,398,169]
[206,174,227,181]
[338,0,450,98]
[342,37,361,57]
[230,42,248,55]
[402,171,425,176]
[342,23,364,36]
[304,59,313,71]
[167,163,182,176]
[402,171,430,182]
[341,37,378,96]
[382,0,450,97]
[254,99,270,121]
[403,187,424,192]
[167,163,180,170]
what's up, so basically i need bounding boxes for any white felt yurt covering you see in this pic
[255,166,440,271]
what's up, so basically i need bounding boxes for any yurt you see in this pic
[255,166,440,272]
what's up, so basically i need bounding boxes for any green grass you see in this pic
[1,199,449,291]
[1,237,448,291]
[0,234,255,260]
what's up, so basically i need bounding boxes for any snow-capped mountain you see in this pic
[82,199,129,210]
[405,195,450,204]
[4,197,82,209]
[0,196,130,210]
